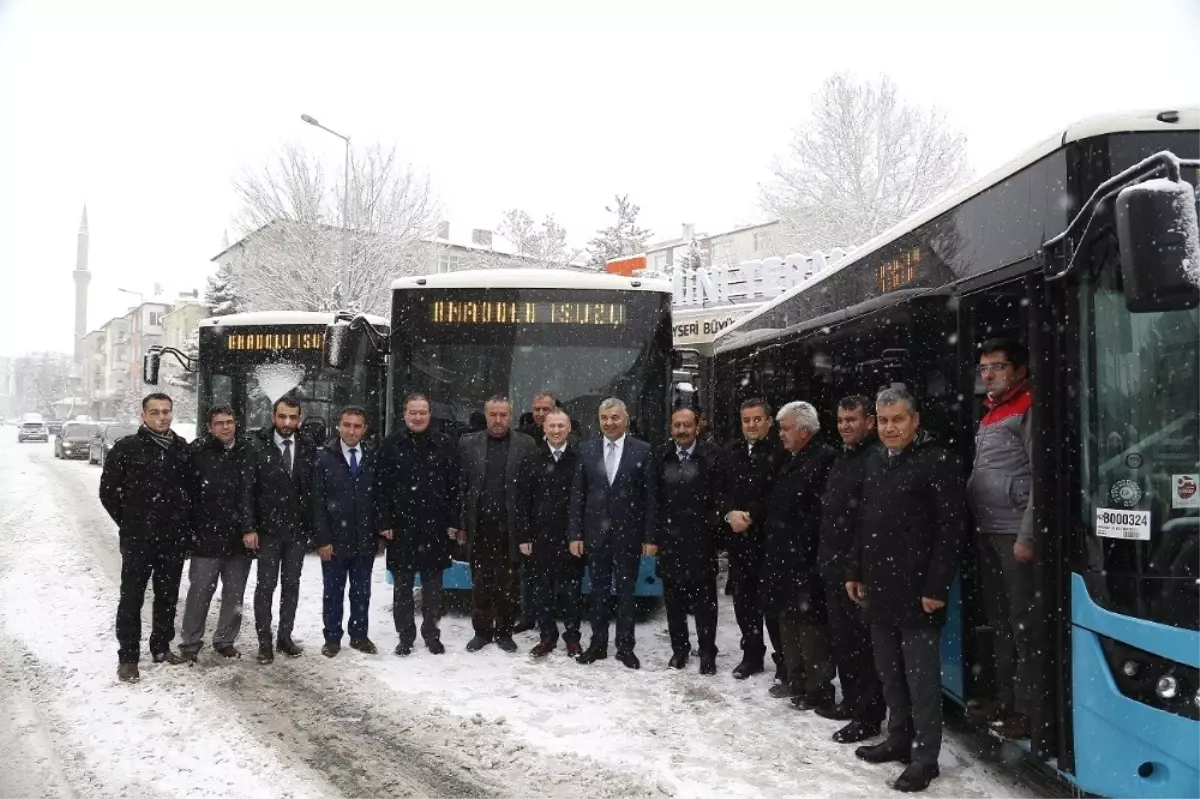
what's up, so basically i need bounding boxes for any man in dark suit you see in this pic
[313,406,379,658]
[100,392,193,683]
[375,393,462,656]
[459,397,539,653]
[513,390,559,633]
[516,408,584,658]
[241,395,316,665]
[569,397,658,669]
[657,406,726,675]
[723,398,788,681]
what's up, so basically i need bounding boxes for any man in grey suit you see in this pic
[458,396,539,653]
[569,397,658,669]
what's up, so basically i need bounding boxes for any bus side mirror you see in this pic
[142,352,161,385]
[1116,178,1200,312]
[323,323,354,370]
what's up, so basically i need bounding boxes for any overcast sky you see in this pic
[0,0,1196,356]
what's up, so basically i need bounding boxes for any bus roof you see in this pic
[715,107,1199,349]
[199,311,389,328]
[390,268,672,294]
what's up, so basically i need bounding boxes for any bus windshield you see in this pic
[196,322,386,443]
[1079,258,1200,630]
[390,287,672,443]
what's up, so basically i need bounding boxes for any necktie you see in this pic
[281,438,293,476]
[349,447,359,476]
[553,449,562,463]
[605,441,618,484]
[678,448,689,462]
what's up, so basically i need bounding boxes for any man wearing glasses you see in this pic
[967,339,1038,740]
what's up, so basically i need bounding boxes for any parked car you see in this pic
[17,422,49,443]
[55,422,99,460]
[89,423,138,466]
[46,421,64,436]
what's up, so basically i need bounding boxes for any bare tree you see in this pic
[497,209,579,265]
[229,143,439,314]
[761,73,970,253]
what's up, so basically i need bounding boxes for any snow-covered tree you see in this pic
[229,143,439,314]
[760,73,970,252]
[586,195,653,271]
[498,209,577,265]
[678,237,705,271]
[164,329,200,422]
[205,260,241,316]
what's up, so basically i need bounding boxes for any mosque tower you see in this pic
[73,206,90,366]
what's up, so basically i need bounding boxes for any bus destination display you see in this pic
[877,247,922,293]
[430,299,627,326]
[224,331,325,351]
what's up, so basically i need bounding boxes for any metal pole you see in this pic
[342,137,350,306]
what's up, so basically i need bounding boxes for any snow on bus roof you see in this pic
[390,268,672,294]
[200,311,389,328]
[716,107,1199,346]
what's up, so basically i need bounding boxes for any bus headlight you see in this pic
[1122,660,1140,677]
[1155,675,1179,700]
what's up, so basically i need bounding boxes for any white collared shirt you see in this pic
[548,441,567,461]
[340,439,361,466]
[273,429,294,455]
[603,434,625,483]
[676,441,696,460]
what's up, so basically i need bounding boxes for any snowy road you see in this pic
[0,435,1041,798]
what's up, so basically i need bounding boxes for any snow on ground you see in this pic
[0,436,1040,798]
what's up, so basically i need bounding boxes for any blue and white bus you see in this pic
[709,108,1199,798]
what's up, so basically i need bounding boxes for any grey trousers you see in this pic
[980,534,1038,715]
[872,625,943,766]
[778,613,834,697]
[254,535,306,645]
[392,569,444,645]
[180,554,253,651]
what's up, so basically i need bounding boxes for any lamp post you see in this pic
[117,287,144,307]
[301,113,351,307]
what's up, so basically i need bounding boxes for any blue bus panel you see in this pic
[395,555,664,597]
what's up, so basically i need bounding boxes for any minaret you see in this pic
[73,206,91,367]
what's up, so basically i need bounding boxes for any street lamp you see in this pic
[301,113,351,307]
[117,287,144,307]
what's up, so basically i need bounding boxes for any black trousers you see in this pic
[980,534,1038,716]
[730,549,781,661]
[528,561,583,644]
[393,569,444,645]
[778,614,835,698]
[823,570,885,724]
[254,534,306,645]
[662,573,718,656]
[116,539,185,663]
[470,524,519,638]
[585,540,639,653]
[871,625,943,766]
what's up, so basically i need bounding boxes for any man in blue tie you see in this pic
[313,406,379,658]
[568,397,658,669]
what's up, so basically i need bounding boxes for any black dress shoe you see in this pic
[772,652,787,683]
[668,651,689,669]
[152,650,186,665]
[855,737,912,765]
[698,654,717,675]
[426,639,445,655]
[816,702,854,720]
[833,720,881,744]
[117,662,140,683]
[792,688,836,712]
[616,651,640,670]
[394,642,413,656]
[731,658,764,679]
[768,683,798,699]
[512,618,535,634]
[495,635,518,653]
[466,635,492,652]
[577,645,608,664]
[321,642,341,658]
[276,637,303,658]
[894,763,940,792]
[257,643,275,664]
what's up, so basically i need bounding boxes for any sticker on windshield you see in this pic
[1095,508,1151,541]
[1173,474,1199,510]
